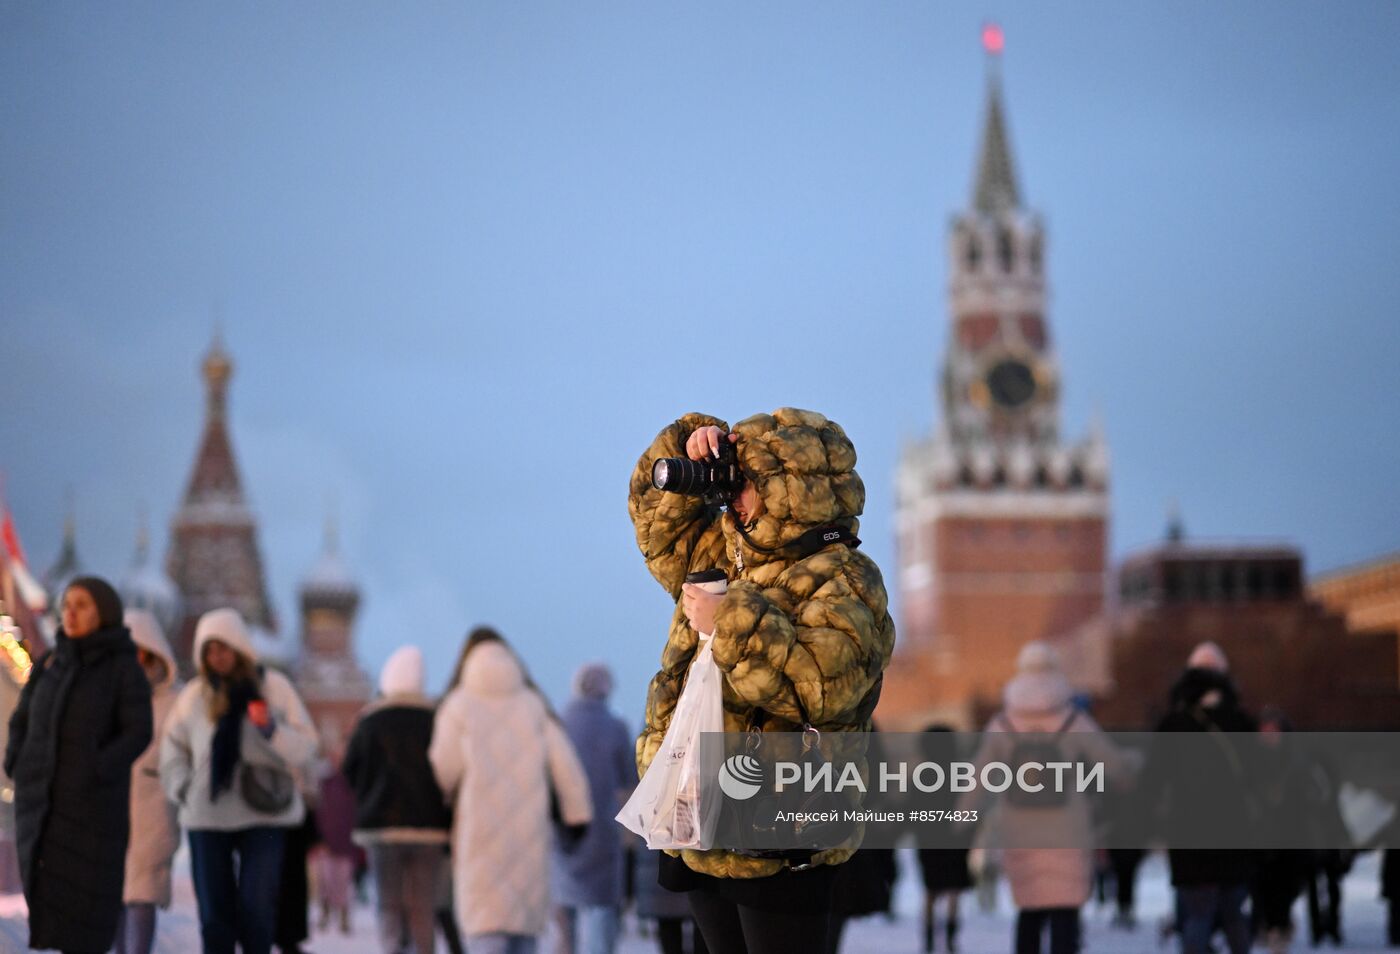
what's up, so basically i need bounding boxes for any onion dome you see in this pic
[119,511,181,634]
[300,516,360,610]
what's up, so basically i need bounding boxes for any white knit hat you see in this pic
[379,645,425,697]
[1187,640,1229,673]
[1015,641,1061,674]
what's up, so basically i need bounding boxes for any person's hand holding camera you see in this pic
[685,425,737,461]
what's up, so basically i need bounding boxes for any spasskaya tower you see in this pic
[878,28,1110,728]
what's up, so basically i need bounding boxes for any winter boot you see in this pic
[945,917,959,954]
[922,913,934,952]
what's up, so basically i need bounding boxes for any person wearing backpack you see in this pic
[967,642,1136,954]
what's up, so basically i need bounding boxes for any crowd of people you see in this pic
[3,410,1398,954]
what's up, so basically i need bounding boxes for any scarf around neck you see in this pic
[209,672,261,801]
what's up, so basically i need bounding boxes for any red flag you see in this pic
[1,507,26,566]
[1,506,48,613]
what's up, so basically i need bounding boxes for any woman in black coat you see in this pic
[4,577,153,953]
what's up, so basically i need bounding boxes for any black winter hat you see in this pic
[65,576,125,630]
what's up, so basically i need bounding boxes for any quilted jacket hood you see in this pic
[723,407,865,564]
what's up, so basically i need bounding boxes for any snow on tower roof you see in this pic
[300,515,358,598]
[119,511,181,634]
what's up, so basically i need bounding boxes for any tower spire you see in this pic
[972,23,1021,215]
[168,335,276,670]
[323,507,339,558]
[1166,500,1186,543]
[43,490,83,597]
[202,327,232,421]
[181,331,245,507]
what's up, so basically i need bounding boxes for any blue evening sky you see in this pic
[3,3,1399,718]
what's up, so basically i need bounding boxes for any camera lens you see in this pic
[652,457,709,494]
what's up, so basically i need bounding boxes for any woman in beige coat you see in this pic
[116,608,181,954]
[429,635,592,954]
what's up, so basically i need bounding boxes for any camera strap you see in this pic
[731,518,861,560]
[790,524,861,558]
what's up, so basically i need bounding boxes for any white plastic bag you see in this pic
[1338,781,1397,847]
[616,634,725,850]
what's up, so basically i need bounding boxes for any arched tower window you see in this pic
[997,228,1014,273]
[966,235,982,271]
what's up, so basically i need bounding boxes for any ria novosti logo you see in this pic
[717,754,764,800]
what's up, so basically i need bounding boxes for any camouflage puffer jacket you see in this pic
[629,408,896,879]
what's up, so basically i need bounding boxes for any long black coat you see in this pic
[1146,667,1259,887]
[4,626,153,952]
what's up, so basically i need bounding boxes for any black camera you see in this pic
[652,440,743,507]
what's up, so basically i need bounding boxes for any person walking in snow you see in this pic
[5,576,153,953]
[1141,641,1260,954]
[160,607,319,954]
[343,645,452,954]
[915,725,972,953]
[549,662,634,954]
[313,757,358,935]
[967,642,1137,954]
[116,608,182,954]
[430,631,593,954]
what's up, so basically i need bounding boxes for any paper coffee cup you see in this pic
[685,569,728,639]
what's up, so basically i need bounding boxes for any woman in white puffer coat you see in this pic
[116,608,181,954]
[429,633,592,954]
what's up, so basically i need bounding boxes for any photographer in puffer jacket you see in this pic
[629,408,896,954]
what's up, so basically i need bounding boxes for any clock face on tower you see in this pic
[985,358,1037,409]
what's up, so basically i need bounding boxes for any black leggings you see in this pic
[1015,907,1081,954]
[688,889,832,954]
[657,915,710,954]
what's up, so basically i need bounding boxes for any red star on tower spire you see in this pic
[982,22,1005,56]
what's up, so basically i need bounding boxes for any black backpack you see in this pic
[998,710,1079,809]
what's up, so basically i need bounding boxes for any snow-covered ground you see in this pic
[2,850,1394,953]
